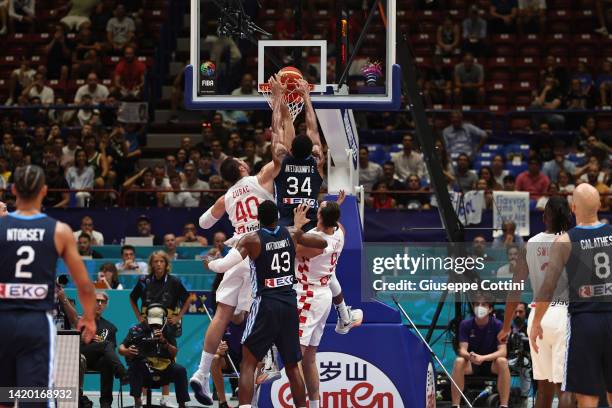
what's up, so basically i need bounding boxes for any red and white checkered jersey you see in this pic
[296,227,345,287]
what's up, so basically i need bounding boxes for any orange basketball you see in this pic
[277,66,303,88]
[277,67,304,103]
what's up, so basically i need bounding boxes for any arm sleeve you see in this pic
[208,248,245,273]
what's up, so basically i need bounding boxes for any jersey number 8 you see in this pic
[594,251,611,279]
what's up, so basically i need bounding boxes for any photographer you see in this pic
[129,251,193,336]
[118,305,190,408]
[59,289,127,408]
[507,302,531,399]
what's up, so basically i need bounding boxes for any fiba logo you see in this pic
[200,61,216,78]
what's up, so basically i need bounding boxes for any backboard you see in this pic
[185,0,400,111]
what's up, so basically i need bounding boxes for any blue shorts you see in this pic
[564,312,612,395]
[242,296,302,365]
[0,310,55,406]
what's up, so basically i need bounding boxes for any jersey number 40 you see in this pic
[235,197,260,223]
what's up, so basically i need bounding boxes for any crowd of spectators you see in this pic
[360,110,611,210]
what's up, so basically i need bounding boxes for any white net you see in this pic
[258,83,308,122]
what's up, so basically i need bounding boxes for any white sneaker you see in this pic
[189,370,213,405]
[595,26,609,36]
[255,348,281,385]
[335,307,363,334]
[159,396,176,408]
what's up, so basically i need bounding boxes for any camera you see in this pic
[507,331,531,373]
[56,274,69,286]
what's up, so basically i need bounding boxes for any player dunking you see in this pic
[276,81,362,336]
[531,183,612,407]
[0,165,97,405]
[190,76,297,405]
[498,196,573,408]
[294,191,355,407]
[207,201,328,408]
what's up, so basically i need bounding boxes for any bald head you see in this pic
[572,183,601,222]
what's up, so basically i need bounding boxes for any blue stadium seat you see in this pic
[566,152,587,165]
[482,144,504,154]
[475,152,494,161]
[506,162,528,176]
[389,144,403,153]
[366,144,390,164]
[504,144,530,159]
[473,160,491,171]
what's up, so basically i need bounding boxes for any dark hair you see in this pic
[320,201,341,228]
[100,262,119,287]
[220,158,241,184]
[78,233,91,242]
[13,165,45,199]
[470,291,493,308]
[257,200,279,227]
[502,174,515,183]
[544,196,572,233]
[291,135,313,160]
[121,245,135,255]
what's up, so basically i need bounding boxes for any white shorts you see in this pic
[527,303,569,383]
[216,257,253,312]
[297,285,332,347]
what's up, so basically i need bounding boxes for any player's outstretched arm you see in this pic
[297,79,321,149]
[199,195,226,229]
[499,247,529,344]
[55,222,97,343]
[258,76,291,187]
[290,204,327,249]
[206,232,261,273]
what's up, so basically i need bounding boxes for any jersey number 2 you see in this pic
[271,252,291,274]
[287,177,311,196]
[15,246,35,279]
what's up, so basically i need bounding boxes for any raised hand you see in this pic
[270,74,286,98]
[295,79,311,99]
[336,190,346,205]
[293,203,310,230]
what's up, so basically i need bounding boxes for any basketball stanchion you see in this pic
[391,296,474,408]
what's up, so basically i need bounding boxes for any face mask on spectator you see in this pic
[474,305,489,319]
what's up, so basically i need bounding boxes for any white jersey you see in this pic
[224,176,274,239]
[526,232,569,303]
[296,227,345,287]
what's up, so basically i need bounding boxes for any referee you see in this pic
[0,165,96,406]
[531,183,612,407]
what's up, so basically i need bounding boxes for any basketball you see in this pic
[277,66,303,88]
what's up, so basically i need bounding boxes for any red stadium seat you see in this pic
[547,0,571,8]
[548,10,572,34]
[515,57,540,81]
[574,10,596,30]
[487,57,514,81]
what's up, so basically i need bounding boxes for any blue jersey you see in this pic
[0,212,59,312]
[250,226,296,300]
[566,223,612,314]
[274,155,323,225]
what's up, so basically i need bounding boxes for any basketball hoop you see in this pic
[258,82,314,122]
